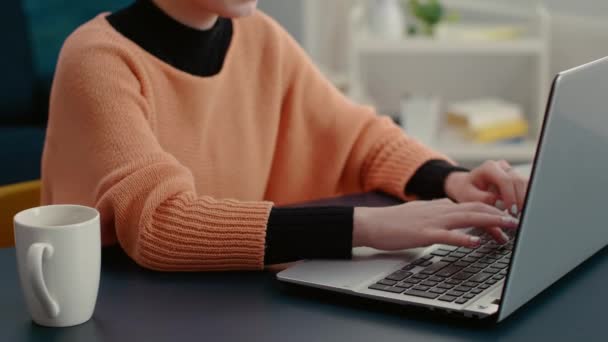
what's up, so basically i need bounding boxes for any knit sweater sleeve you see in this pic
[274,19,449,201]
[43,31,271,271]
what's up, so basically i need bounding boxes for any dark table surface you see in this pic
[2,192,607,341]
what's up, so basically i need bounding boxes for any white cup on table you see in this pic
[13,205,101,327]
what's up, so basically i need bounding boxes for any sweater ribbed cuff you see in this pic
[363,130,448,201]
[137,194,273,271]
[405,159,469,200]
[264,206,354,265]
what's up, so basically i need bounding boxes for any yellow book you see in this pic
[469,118,529,143]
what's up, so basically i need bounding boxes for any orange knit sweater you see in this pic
[41,11,445,271]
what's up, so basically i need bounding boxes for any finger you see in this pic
[497,160,512,171]
[485,227,510,245]
[442,212,519,231]
[425,230,482,248]
[480,162,518,216]
[433,198,455,206]
[512,174,529,211]
[462,187,497,205]
[455,201,506,217]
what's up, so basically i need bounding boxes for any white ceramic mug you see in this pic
[14,205,101,327]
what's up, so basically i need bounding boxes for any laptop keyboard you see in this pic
[368,230,515,305]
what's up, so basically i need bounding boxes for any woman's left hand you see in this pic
[444,160,529,216]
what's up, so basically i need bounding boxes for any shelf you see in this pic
[354,37,545,55]
[430,139,537,163]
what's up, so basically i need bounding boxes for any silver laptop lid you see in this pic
[498,57,608,321]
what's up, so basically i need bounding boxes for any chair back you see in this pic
[0,180,41,247]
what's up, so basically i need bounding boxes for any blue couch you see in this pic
[0,0,44,186]
[0,0,129,186]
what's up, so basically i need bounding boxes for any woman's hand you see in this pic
[353,199,519,250]
[444,160,529,216]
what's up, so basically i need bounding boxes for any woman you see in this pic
[41,0,525,271]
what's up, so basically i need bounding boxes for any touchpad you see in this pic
[277,247,425,290]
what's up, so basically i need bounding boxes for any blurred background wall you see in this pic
[1,0,608,185]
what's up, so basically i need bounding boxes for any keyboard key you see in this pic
[404,279,420,285]
[454,261,471,268]
[472,262,489,269]
[429,288,447,294]
[402,264,416,271]
[486,279,498,285]
[450,252,467,258]
[478,284,490,289]
[429,276,445,282]
[447,290,465,297]
[369,284,392,291]
[420,261,433,267]
[404,290,440,299]
[412,285,430,291]
[437,283,454,290]
[396,283,413,289]
[378,279,397,286]
[499,270,507,275]
[463,293,475,299]
[421,281,438,287]
[370,284,405,293]
[493,262,509,269]
[461,256,479,263]
[455,298,469,304]
[453,271,474,280]
[482,267,500,274]
[445,279,462,285]
[412,255,433,265]
[470,252,486,258]
[470,288,483,294]
[438,245,458,251]
[469,272,492,283]
[465,266,484,274]
[477,247,493,253]
[441,256,459,263]
[412,274,429,280]
[431,249,451,257]
[454,285,472,292]
[386,271,413,281]
[438,295,457,302]
[457,247,474,253]
[420,261,450,275]
[435,265,464,278]
[493,275,505,280]
[463,281,479,287]
[481,257,498,264]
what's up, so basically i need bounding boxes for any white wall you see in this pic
[257,0,303,43]
[491,0,608,18]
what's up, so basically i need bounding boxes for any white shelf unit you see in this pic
[348,0,551,165]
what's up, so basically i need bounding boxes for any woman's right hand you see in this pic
[353,199,519,250]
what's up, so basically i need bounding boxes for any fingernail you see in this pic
[500,231,510,244]
[470,236,481,246]
[502,216,519,225]
[511,204,519,216]
[495,200,505,210]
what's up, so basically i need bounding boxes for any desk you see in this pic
[2,191,606,342]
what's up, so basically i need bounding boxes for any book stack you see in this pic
[446,98,529,144]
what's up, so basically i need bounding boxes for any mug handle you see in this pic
[27,243,60,318]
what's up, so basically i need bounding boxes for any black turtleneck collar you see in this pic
[107,0,233,77]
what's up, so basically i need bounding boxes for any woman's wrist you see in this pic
[444,171,469,201]
[353,207,373,247]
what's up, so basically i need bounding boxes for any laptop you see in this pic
[277,56,608,322]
